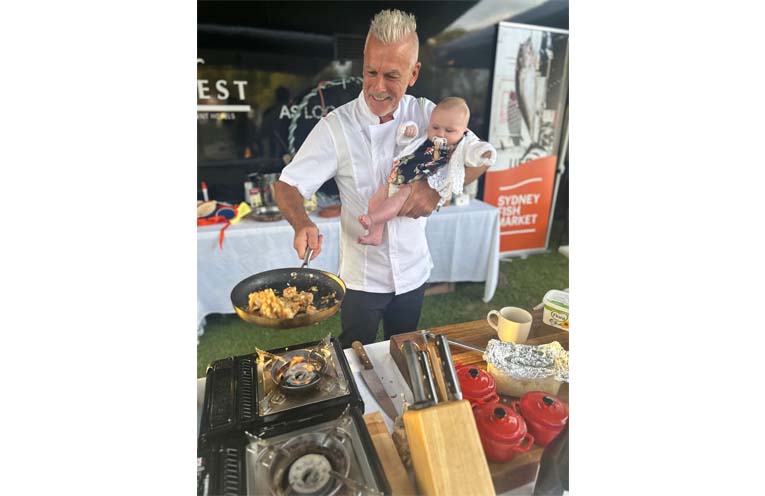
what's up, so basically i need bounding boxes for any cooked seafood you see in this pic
[247,287,318,319]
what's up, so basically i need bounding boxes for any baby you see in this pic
[357,97,496,245]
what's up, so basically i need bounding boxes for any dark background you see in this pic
[197,0,568,210]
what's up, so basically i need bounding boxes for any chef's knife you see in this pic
[351,341,399,422]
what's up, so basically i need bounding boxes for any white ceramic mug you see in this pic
[487,307,533,343]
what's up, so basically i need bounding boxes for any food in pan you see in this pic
[247,287,318,319]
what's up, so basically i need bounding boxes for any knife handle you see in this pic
[402,341,432,408]
[435,333,463,401]
[351,341,373,370]
[417,349,438,405]
[427,342,449,402]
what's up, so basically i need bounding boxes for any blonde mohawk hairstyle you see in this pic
[366,9,419,58]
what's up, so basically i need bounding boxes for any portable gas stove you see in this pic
[197,406,389,496]
[199,336,364,443]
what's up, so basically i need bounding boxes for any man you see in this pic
[275,9,488,347]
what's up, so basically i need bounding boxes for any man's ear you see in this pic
[408,61,422,87]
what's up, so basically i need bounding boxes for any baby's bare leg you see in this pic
[358,184,389,230]
[358,185,412,245]
[367,185,412,225]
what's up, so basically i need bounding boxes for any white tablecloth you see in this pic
[197,199,500,333]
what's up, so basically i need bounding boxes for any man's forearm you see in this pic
[275,181,313,230]
[464,165,490,186]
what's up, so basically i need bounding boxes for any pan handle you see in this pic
[301,247,314,268]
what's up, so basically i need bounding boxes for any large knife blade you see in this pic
[351,341,399,422]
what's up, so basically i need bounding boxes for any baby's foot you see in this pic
[358,214,372,230]
[358,232,383,246]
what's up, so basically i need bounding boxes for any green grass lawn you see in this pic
[197,247,569,377]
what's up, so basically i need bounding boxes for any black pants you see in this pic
[338,284,426,348]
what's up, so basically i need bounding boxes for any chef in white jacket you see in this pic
[275,9,489,347]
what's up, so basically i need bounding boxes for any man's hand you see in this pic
[404,125,417,138]
[293,223,323,261]
[398,180,441,219]
[275,180,324,261]
[464,165,490,186]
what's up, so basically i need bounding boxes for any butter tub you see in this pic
[542,290,569,331]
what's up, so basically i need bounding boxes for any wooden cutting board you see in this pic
[389,308,569,401]
[363,412,417,495]
[388,308,569,493]
[403,400,495,496]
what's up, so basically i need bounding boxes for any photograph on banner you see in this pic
[488,22,568,169]
[485,22,569,254]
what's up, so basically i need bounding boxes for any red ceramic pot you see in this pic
[472,403,534,462]
[512,392,569,447]
[456,365,500,407]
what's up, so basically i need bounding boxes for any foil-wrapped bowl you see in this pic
[483,339,569,397]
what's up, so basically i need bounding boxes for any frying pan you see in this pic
[230,248,346,329]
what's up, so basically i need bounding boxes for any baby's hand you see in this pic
[481,151,492,159]
[404,125,417,138]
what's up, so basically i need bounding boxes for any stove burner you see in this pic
[253,337,352,418]
[268,431,350,496]
[282,360,320,388]
[287,454,332,494]
[271,350,327,394]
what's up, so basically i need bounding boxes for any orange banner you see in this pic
[483,156,557,253]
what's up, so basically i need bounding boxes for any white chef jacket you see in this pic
[279,92,435,294]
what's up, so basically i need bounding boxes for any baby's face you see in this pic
[428,106,468,147]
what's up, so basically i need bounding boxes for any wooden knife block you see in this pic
[403,400,495,496]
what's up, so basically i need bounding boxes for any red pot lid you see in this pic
[473,403,528,444]
[456,365,496,400]
[519,392,569,429]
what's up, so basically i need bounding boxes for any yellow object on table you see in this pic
[230,202,251,223]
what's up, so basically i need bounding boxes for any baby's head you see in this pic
[428,97,470,148]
